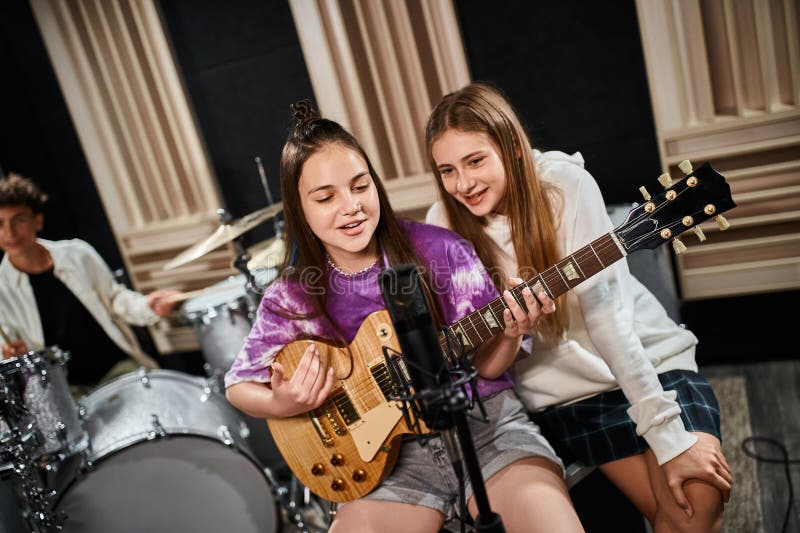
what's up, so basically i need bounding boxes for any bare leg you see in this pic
[467,457,584,533]
[646,434,724,533]
[598,433,724,532]
[330,500,444,533]
[598,453,657,523]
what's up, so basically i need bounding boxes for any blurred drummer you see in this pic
[0,173,182,388]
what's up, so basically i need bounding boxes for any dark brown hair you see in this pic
[425,83,567,345]
[0,173,48,213]
[274,100,443,334]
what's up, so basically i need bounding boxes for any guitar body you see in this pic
[266,310,425,502]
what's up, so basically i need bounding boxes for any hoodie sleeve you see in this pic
[561,163,697,464]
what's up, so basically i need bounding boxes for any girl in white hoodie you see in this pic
[424,82,730,533]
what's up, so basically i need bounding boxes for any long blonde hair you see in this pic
[425,83,567,345]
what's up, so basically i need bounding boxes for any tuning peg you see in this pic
[715,214,730,230]
[657,173,672,188]
[639,186,651,201]
[672,238,687,255]
[692,225,706,242]
[678,160,693,175]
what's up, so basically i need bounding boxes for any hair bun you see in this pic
[290,99,320,128]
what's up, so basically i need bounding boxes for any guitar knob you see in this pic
[331,478,346,491]
[638,186,651,201]
[311,463,325,476]
[692,226,707,242]
[331,453,344,466]
[657,173,672,188]
[672,238,687,255]
[352,469,367,482]
[715,214,730,231]
[678,160,693,175]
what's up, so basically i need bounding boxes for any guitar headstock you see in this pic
[614,161,736,254]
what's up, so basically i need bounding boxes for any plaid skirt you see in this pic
[531,370,721,467]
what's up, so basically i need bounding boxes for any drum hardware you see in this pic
[147,414,167,440]
[0,422,64,532]
[137,367,151,388]
[255,156,275,206]
[273,475,330,533]
[218,425,234,447]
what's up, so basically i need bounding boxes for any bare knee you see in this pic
[331,500,444,533]
[654,489,724,533]
[654,510,723,533]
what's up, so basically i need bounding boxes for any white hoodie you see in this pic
[426,150,699,464]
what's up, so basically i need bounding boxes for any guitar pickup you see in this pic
[332,388,360,427]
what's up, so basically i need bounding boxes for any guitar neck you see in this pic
[438,232,625,359]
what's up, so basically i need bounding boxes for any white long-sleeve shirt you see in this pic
[426,150,699,464]
[0,238,159,369]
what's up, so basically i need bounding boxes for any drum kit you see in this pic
[0,203,330,533]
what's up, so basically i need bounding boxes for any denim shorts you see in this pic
[355,388,563,517]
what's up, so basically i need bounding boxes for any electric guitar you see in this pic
[266,161,736,502]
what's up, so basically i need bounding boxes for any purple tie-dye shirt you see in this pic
[225,220,513,398]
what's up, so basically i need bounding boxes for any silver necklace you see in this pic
[326,255,378,276]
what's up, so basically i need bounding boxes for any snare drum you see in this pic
[0,348,87,461]
[182,275,256,376]
[55,369,278,533]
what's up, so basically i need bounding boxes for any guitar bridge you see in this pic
[309,410,334,447]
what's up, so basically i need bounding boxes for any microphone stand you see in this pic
[450,397,504,533]
[384,350,505,533]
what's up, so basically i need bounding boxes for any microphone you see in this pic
[379,264,504,532]
[377,263,451,431]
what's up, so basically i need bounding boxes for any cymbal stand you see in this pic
[255,154,285,244]
[270,473,329,533]
[255,156,274,206]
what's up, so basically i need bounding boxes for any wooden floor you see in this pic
[703,360,800,533]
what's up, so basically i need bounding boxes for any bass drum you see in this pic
[55,370,278,533]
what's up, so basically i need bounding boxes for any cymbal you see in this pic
[247,236,286,270]
[162,204,282,271]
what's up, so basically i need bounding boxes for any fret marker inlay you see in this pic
[562,262,580,281]
[453,325,472,348]
[482,309,499,329]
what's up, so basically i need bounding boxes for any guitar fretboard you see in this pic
[438,232,625,362]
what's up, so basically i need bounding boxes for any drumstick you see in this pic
[0,324,11,345]
[166,284,239,303]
